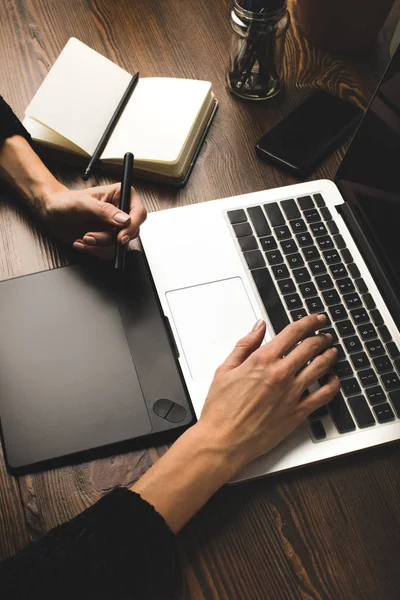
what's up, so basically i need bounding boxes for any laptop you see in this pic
[1,48,400,480]
[140,46,400,482]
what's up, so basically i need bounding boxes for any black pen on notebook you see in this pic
[114,152,134,271]
[82,72,139,181]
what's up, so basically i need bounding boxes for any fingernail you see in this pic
[83,236,96,246]
[317,314,327,323]
[121,235,130,245]
[114,213,130,224]
[74,241,84,251]
[323,333,333,341]
[252,319,264,332]
[331,347,338,353]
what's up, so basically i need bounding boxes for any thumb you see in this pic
[81,197,131,228]
[218,320,266,373]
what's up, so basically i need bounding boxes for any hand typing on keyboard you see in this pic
[199,314,339,471]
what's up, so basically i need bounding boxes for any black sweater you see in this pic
[0,96,178,600]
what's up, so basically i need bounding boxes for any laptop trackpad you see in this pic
[166,277,259,381]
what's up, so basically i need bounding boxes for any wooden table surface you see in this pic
[1,1,400,598]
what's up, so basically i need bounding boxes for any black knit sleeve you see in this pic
[0,96,32,144]
[0,487,179,600]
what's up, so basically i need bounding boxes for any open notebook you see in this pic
[23,38,218,186]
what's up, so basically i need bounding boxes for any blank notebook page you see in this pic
[25,37,131,155]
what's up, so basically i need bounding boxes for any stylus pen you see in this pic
[114,152,134,271]
[82,72,140,181]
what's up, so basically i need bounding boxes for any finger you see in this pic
[117,188,147,244]
[217,320,266,374]
[282,333,333,373]
[79,197,131,229]
[300,375,341,417]
[82,231,115,247]
[262,314,328,359]
[295,346,338,391]
[73,240,114,260]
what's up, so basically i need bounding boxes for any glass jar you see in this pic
[227,0,290,101]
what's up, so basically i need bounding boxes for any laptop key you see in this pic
[340,248,353,264]
[330,264,348,280]
[366,385,386,405]
[329,304,348,322]
[365,339,385,357]
[233,222,252,237]
[313,193,325,207]
[302,246,320,262]
[373,403,395,423]
[284,294,303,310]
[278,278,296,294]
[251,268,290,334]
[358,369,378,388]
[350,307,369,324]
[371,309,383,327]
[299,282,317,298]
[373,356,392,374]
[323,249,341,264]
[344,336,362,353]
[247,206,272,237]
[292,267,311,283]
[323,289,341,306]
[281,199,300,220]
[308,405,329,419]
[381,372,400,392]
[348,396,375,428]
[275,225,291,240]
[310,222,328,236]
[272,264,290,280]
[238,236,258,251]
[362,293,375,310]
[306,297,324,313]
[280,239,298,254]
[341,377,361,397]
[260,236,278,251]
[309,260,326,276]
[343,292,362,309]
[327,220,339,235]
[266,250,284,266]
[243,250,265,269]
[358,323,376,341]
[333,360,353,378]
[304,209,320,223]
[291,308,307,321]
[296,232,313,247]
[389,390,400,417]
[336,319,355,337]
[287,253,304,269]
[338,278,355,294]
[333,234,346,249]
[350,352,371,371]
[228,209,247,224]
[264,203,285,226]
[320,207,332,221]
[298,195,314,210]
[378,325,391,343]
[329,393,356,433]
[310,420,326,440]
[387,341,400,358]
[315,274,334,291]
[333,343,345,360]
[290,219,307,234]
[354,277,367,293]
[317,236,334,250]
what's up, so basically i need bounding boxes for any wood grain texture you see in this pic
[1,0,400,597]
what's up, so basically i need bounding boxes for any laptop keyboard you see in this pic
[227,193,400,442]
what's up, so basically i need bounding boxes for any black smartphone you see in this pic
[255,91,363,178]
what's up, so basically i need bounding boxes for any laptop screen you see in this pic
[336,46,400,306]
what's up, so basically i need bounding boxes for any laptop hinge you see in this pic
[337,202,400,327]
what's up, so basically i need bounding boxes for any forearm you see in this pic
[0,135,66,214]
[131,423,238,533]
